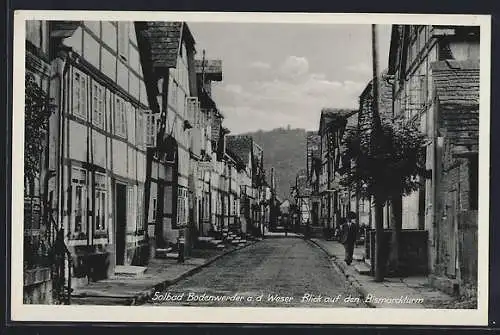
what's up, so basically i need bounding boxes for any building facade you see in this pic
[357,70,394,229]
[50,21,151,287]
[388,25,480,297]
[317,109,357,232]
[305,131,321,226]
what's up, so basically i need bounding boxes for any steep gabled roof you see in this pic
[226,136,253,166]
[136,21,195,69]
[432,60,479,149]
[50,21,82,38]
[319,108,356,135]
[432,60,479,108]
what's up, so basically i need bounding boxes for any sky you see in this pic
[188,23,392,134]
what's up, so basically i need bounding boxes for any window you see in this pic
[72,69,87,119]
[144,111,158,147]
[177,187,188,227]
[94,173,107,232]
[118,22,129,61]
[152,198,157,221]
[115,97,127,137]
[71,168,87,234]
[92,82,105,128]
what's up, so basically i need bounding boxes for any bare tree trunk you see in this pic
[374,196,385,282]
[388,194,403,275]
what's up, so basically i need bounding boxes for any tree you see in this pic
[340,121,429,278]
[24,73,53,185]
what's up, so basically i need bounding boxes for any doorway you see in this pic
[115,183,127,266]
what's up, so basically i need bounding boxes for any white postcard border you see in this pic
[11,11,491,326]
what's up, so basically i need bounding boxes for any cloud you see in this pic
[346,62,372,75]
[212,55,366,133]
[249,61,271,70]
[222,83,244,94]
[279,56,309,78]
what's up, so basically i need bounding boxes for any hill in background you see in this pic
[240,126,308,201]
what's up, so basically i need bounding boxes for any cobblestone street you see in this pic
[144,237,367,308]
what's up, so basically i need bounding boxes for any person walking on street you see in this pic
[341,211,358,265]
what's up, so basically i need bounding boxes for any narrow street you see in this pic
[144,237,367,308]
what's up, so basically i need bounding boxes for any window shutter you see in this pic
[144,111,158,147]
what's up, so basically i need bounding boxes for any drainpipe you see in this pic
[54,51,70,235]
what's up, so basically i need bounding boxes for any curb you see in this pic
[132,240,259,305]
[307,238,376,308]
[71,240,259,305]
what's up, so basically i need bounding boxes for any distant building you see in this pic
[357,70,394,229]
[317,108,357,231]
[306,131,321,225]
[226,135,266,235]
[293,169,311,226]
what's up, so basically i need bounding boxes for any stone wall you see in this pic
[24,267,53,304]
[365,229,429,276]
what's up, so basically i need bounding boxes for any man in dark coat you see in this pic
[341,211,358,265]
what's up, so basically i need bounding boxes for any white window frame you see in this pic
[177,187,188,227]
[71,167,88,235]
[144,110,158,147]
[72,68,88,120]
[92,81,105,128]
[114,97,127,137]
[94,172,107,232]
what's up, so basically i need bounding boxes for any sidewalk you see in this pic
[71,241,258,306]
[309,238,459,309]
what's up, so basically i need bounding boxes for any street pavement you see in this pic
[145,236,367,308]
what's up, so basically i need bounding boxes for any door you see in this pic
[115,183,127,265]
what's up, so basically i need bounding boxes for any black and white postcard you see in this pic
[11,11,491,325]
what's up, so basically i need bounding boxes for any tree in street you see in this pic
[340,120,429,279]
